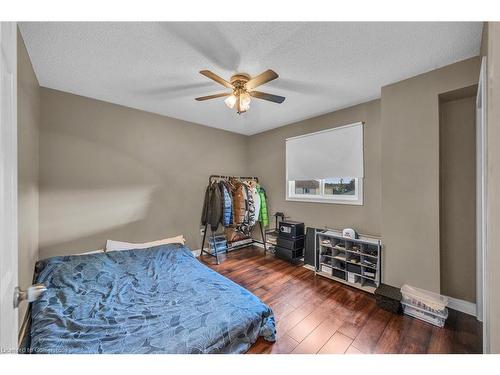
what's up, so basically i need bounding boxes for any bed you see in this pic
[28,244,276,354]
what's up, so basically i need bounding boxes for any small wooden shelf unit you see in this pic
[315,230,381,294]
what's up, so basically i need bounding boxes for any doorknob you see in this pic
[13,284,47,308]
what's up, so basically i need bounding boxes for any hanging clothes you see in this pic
[247,180,261,223]
[219,181,233,227]
[219,183,230,226]
[232,182,247,225]
[201,182,222,231]
[243,182,256,227]
[253,186,261,222]
[201,177,269,238]
[258,186,269,227]
[234,183,250,235]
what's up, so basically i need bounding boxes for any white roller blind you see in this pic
[286,122,364,180]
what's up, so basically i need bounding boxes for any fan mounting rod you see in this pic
[230,73,251,88]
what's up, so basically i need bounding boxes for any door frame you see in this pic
[0,21,18,353]
[476,56,488,353]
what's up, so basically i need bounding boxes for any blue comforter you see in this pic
[29,244,275,354]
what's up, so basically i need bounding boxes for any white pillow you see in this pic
[105,235,186,252]
[80,249,104,255]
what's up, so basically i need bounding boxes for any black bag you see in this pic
[374,284,402,314]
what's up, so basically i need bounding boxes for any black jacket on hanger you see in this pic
[201,182,222,231]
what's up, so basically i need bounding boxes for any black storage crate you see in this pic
[374,284,402,314]
[275,246,303,262]
[277,236,305,250]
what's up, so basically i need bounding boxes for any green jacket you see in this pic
[258,186,269,227]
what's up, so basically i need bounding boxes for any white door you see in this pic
[0,22,18,353]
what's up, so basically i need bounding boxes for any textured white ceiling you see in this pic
[19,22,482,135]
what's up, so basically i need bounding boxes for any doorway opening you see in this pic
[438,85,478,311]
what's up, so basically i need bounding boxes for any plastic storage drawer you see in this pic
[208,236,228,254]
[401,284,448,316]
[402,302,448,327]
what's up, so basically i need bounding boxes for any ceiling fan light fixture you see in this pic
[196,69,285,114]
[224,94,237,109]
[240,92,251,107]
[240,102,250,112]
[239,92,251,113]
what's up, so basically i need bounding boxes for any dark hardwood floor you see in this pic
[202,246,482,354]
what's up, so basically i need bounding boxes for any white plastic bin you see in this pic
[401,284,448,316]
[401,302,448,327]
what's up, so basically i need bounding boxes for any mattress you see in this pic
[28,244,275,354]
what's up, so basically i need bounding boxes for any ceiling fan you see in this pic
[195,69,286,114]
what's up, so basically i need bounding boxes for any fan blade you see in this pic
[195,92,231,101]
[245,70,279,90]
[249,91,286,104]
[199,70,233,89]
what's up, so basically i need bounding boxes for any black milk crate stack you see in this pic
[275,220,305,263]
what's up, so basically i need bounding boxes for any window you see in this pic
[324,177,356,196]
[294,180,320,195]
[285,123,364,205]
[287,178,362,204]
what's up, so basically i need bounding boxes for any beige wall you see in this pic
[17,29,39,324]
[248,99,382,237]
[439,94,476,303]
[380,57,480,293]
[39,88,248,258]
[484,22,500,354]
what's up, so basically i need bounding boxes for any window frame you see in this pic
[286,178,364,205]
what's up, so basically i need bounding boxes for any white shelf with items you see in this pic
[315,230,381,294]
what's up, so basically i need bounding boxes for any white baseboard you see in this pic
[191,249,201,257]
[447,296,477,317]
[303,264,315,271]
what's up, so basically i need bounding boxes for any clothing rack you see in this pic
[208,175,259,183]
[200,175,267,264]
